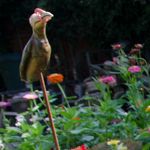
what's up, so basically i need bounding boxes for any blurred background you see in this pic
[0,0,150,92]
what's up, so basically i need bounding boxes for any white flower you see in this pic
[15,122,21,127]
[117,143,128,150]
[0,140,4,150]
[16,115,25,122]
[29,115,39,122]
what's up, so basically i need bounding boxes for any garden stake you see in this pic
[40,72,60,150]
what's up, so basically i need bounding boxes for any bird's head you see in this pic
[29,8,54,31]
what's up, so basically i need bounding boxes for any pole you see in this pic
[40,72,60,150]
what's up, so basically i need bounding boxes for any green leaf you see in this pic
[4,135,22,143]
[83,96,95,101]
[6,127,22,134]
[142,143,150,150]
[49,98,58,103]
[66,96,77,100]
[70,128,87,134]
[60,107,79,119]
[0,128,6,133]
[32,105,40,111]
[81,135,94,141]
[21,133,30,138]
[135,131,150,140]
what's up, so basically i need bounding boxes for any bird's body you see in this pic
[25,36,51,82]
[19,8,53,83]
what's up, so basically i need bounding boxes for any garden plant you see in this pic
[0,43,150,150]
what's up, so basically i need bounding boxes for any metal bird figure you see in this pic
[19,8,53,83]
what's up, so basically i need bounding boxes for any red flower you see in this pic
[111,44,122,50]
[81,145,87,150]
[71,144,87,150]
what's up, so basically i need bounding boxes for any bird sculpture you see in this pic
[19,8,53,83]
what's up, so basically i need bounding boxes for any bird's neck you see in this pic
[33,26,47,40]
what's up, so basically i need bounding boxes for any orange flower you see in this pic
[72,117,80,120]
[47,73,64,84]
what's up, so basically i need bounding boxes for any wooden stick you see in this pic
[40,72,60,150]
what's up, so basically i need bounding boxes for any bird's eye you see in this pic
[36,12,41,18]
[36,12,41,15]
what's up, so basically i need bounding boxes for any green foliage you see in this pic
[1,44,150,149]
[1,121,53,150]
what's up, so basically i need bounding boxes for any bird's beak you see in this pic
[42,11,54,23]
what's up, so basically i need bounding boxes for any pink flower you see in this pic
[129,48,140,54]
[128,65,141,73]
[112,57,119,64]
[111,43,122,50]
[147,128,150,133]
[0,101,11,108]
[23,92,38,100]
[99,76,117,86]
[134,43,143,49]
[71,144,87,150]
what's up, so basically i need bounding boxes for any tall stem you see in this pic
[29,83,41,115]
[29,83,38,107]
[28,83,33,113]
[57,83,70,108]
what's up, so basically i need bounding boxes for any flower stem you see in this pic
[29,83,41,115]
[57,83,70,108]
[29,83,38,106]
